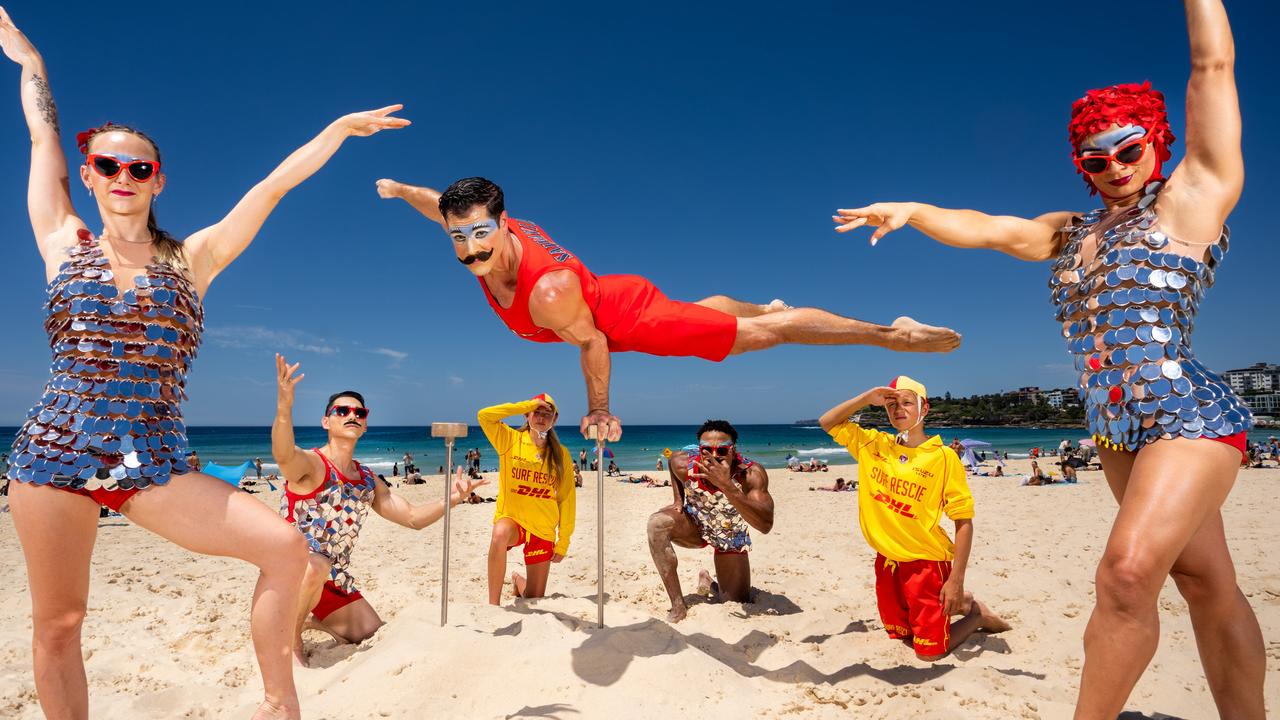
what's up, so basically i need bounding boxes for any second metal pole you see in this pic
[441,438,454,626]
[596,434,605,628]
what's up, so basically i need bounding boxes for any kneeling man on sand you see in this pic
[647,420,775,622]
[820,376,1010,661]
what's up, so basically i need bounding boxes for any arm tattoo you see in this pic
[28,73,60,134]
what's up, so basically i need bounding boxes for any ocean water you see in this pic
[5,424,1271,477]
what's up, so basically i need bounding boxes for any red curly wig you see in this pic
[1068,81,1176,195]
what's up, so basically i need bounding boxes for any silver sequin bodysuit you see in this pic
[7,229,203,490]
[681,453,754,553]
[1049,181,1253,451]
[281,450,377,593]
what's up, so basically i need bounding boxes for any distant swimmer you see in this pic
[646,421,775,622]
[820,376,1010,660]
[272,355,484,666]
[477,395,576,605]
[378,176,960,442]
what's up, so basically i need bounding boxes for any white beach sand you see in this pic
[1,458,1277,719]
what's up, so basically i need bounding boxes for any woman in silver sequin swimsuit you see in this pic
[0,10,409,719]
[829,2,1263,718]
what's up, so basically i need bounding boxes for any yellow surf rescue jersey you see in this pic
[829,421,974,562]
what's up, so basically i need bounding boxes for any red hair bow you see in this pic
[75,122,115,155]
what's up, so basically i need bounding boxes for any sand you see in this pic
[0,457,1277,719]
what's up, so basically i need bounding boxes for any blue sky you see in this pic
[1,0,1277,426]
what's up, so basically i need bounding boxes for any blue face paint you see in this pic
[1079,125,1147,155]
[447,219,499,244]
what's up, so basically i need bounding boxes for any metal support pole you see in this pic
[431,422,468,626]
[588,426,606,627]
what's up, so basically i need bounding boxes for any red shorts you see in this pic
[874,553,952,657]
[508,523,556,566]
[63,486,142,512]
[311,581,363,621]
[594,274,738,362]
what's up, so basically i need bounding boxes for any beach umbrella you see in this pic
[602,448,614,459]
[1079,438,1096,447]
[203,460,253,487]
[959,439,992,448]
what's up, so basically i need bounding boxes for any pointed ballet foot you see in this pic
[890,316,961,353]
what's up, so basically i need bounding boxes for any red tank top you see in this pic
[479,218,601,344]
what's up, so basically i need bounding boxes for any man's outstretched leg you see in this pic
[695,295,791,318]
[733,309,960,354]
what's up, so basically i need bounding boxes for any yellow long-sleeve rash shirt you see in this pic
[478,401,577,556]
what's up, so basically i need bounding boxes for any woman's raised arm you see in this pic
[0,6,83,256]
[182,105,410,294]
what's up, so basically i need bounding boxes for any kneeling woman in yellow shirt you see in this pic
[478,394,577,605]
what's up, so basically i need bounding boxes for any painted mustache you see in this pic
[459,249,494,265]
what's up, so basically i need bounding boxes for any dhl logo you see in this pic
[515,485,552,499]
[873,491,916,519]
[527,548,549,557]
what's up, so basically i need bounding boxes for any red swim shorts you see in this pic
[311,581,364,621]
[874,553,952,657]
[593,274,738,362]
[508,523,556,566]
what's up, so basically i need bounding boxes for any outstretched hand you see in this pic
[0,6,40,67]
[581,409,622,443]
[375,178,401,199]
[451,466,489,504]
[275,353,304,408]
[833,202,918,246]
[334,105,411,138]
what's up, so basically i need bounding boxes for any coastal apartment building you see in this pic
[1223,362,1280,395]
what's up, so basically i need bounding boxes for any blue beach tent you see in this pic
[202,460,254,487]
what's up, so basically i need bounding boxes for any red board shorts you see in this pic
[311,581,363,621]
[63,486,142,512]
[594,274,738,362]
[874,553,952,656]
[508,523,556,566]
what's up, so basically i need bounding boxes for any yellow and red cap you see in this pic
[530,393,557,412]
[888,375,927,400]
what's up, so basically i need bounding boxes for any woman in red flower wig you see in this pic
[832,2,1263,718]
[0,7,408,719]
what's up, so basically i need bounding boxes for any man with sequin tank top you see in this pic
[272,356,485,666]
[646,421,774,623]
[376,176,962,446]
[0,8,411,718]
[829,2,1263,717]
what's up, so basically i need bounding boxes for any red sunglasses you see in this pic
[86,154,161,182]
[329,406,369,420]
[699,444,734,458]
[1073,137,1149,176]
